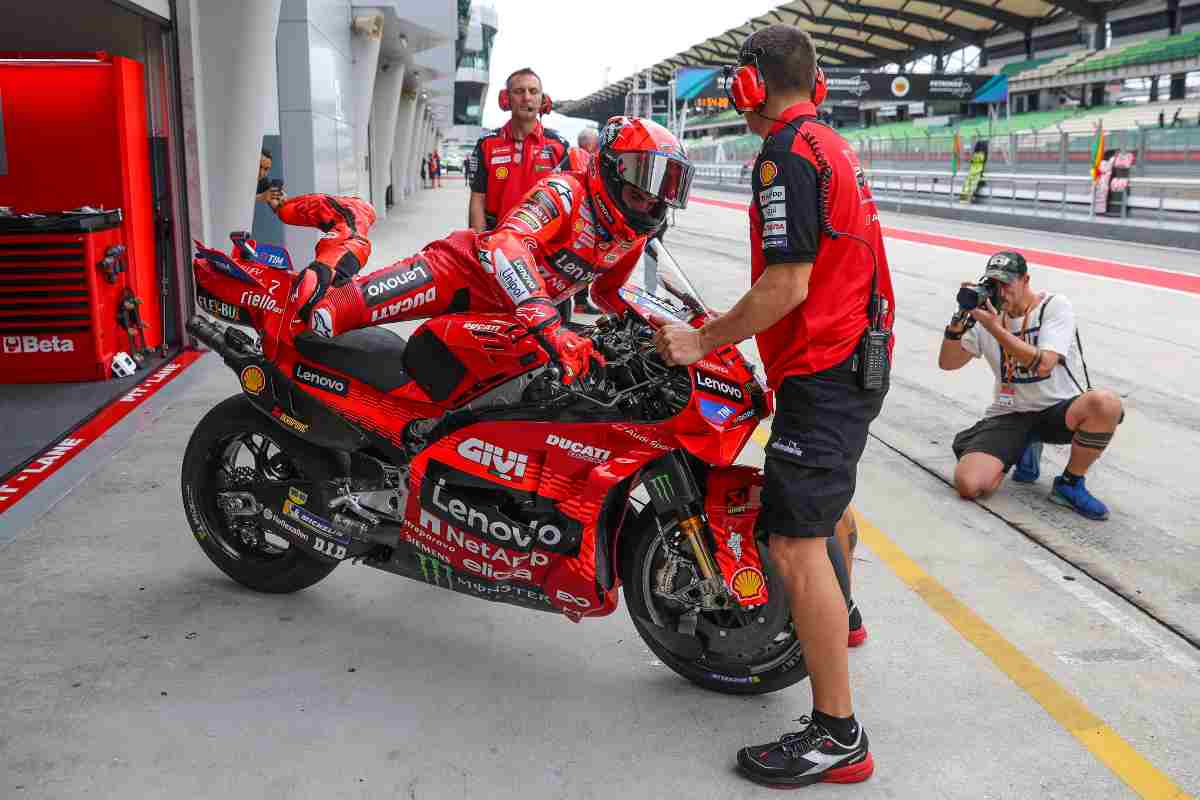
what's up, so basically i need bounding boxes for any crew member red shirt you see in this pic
[749,102,895,387]
[470,119,570,229]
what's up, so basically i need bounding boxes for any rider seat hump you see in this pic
[294,328,411,393]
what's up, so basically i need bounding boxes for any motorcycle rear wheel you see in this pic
[621,507,808,695]
[181,395,340,593]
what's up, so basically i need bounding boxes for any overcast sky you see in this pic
[480,0,780,141]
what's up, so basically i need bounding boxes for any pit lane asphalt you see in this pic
[1,180,1196,799]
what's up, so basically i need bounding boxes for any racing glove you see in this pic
[516,299,603,384]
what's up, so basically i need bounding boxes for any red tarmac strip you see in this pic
[690,195,1200,295]
[0,349,204,514]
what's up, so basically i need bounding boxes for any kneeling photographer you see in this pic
[938,251,1123,520]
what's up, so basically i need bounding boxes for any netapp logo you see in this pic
[363,261,433,307]
[294,362,349,396]
[695,369,743,402]
[3,335,75,354]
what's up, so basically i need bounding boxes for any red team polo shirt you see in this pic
[470,119,570,229]
[749,102,895,387]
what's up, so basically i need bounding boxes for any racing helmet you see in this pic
[587,117,695,238]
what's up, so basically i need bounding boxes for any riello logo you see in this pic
[457,437,528,480]
[3,335,75,354]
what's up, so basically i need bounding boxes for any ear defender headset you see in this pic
[498,85,553,115]
[724,47,827,112]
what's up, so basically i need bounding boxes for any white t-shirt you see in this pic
[962,294,1081,417]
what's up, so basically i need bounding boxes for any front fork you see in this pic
[646,452,730,609]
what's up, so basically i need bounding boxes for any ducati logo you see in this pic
[311,309,333,338]
[457,438,529,480]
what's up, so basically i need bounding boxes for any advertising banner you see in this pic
[824,70,992,105]
[1092,150,1136,215]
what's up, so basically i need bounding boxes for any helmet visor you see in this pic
[611,151,695,209]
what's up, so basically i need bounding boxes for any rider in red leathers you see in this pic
[287,117,695,383]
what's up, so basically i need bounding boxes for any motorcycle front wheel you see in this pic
[621,506,808,695]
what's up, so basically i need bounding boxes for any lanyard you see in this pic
[1000,304,1034,384]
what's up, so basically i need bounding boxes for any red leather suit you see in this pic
[297,175,648,368]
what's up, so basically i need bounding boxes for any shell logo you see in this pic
[891,76,911,98]
[495,166,510,180]
[730,566,768,604]
[758,160,778,185]
[240,365,266,396]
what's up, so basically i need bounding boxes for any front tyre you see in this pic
[181,395,339,593]
[622,507,808,695]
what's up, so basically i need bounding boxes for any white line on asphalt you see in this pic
[1024,556,1200,675]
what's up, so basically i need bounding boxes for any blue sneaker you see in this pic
[1012,438,1042,483]
[1050,476,1110,520]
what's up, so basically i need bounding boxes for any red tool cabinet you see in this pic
[0,52,162,382]
[0,216,128,381]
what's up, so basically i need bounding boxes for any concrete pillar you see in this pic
[350,13,384,200]
[1150,75,1160,103]
[1024,28,1034,60]
[413,114,430,195]
[369,62,405,216]
[402,97,427,197]
[1169,74,1186,100]
[185,0,283,244]
[390,93,417,206]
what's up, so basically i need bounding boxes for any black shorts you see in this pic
[952,396,1080,470]
[759,358,887,539]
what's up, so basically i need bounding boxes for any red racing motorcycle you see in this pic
[181,234,812,694]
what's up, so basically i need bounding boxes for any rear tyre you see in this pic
[181,395,340,593]
[621,506,808,695]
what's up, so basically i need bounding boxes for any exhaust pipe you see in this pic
[186,315,226,355]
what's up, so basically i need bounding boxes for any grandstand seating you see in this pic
[1053,99,1200,134]
[1006,49,1093,84]
[1067,31,1200,75]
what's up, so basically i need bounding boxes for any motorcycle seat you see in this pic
[294,328,412,393]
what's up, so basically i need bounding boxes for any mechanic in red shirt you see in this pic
[289,117,694,384]
[654,24,894,789]
[468,68,570,232]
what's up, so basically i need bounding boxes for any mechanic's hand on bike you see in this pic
[517,301,603,384]
[650,313,710,367]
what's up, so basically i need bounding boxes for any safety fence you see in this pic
[691,164,1200,231]
[688,126,1200,178]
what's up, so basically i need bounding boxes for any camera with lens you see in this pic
[957,278,1003,312]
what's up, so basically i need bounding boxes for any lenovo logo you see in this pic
[3,335,75,354]
[695,369,744,401]
[293,362,349,396]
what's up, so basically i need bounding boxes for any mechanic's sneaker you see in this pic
[848,602,868,648]
[737,717,874,788]
[1012,438,1043,483]
[1050,476,1110,520]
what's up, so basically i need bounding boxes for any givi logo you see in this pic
[3,335,75,354]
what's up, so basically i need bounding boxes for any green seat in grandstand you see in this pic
[1067,31,1200,74]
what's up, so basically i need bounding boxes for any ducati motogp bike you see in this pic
[181,234,832,695]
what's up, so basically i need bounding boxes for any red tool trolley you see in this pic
[0,52,162,382]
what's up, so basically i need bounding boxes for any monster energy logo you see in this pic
[416,552,453,587]
[649,473,674,503]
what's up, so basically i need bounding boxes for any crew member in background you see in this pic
[430,151,442,189]
[420,154,429,189]
[468,68,569,232]
[255,148,283,207]
[654,24,892,789]
[577,127,599,155]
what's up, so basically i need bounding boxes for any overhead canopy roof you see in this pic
[559,0,1101,115]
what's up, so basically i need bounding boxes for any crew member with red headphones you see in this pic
[654,24,894,790]
[468,68,570,233]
